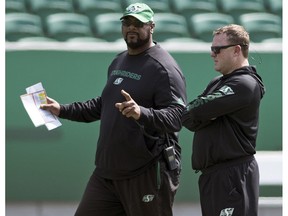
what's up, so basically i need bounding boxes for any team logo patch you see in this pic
[127,5,143,13]
[219,208,234,216]
[142,194,154,203]
[219,85,234,95]
[113,77,123,85]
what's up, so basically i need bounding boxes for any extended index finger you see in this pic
[121,89,132,101]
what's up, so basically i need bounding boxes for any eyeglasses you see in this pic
[211,44,247,54]
[121,19,147,28]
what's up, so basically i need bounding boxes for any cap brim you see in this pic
[120,14,150,23]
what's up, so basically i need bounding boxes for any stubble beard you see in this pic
[125,33,150,49]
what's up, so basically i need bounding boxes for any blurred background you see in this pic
[5,0,283,215]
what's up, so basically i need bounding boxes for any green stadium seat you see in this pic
[188,12,234,42]
[6,0,27,13]
[153,13,190,42]
[123,0,171,13]
[170,0,217,21]
[74,0,122,23]
[27,0,74,21]
[93,13,123,42]
[6,13,44,41]
[216,0,265,22]
[238,12,282,43]
[45,13,93,41]
[263,0,282,17]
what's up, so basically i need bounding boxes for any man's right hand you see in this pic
[40,97,61,116]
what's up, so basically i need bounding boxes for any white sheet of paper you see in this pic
[21,82,62,130]
[21,93,45,127]
[26,82,44,94]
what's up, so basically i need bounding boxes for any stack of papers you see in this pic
[20,82,62,130]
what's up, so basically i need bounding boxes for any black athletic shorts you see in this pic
[198,155,259,216]
[74,157,181,216]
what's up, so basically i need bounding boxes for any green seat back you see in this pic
[6,13,44,41]
[45,13,93,41]
[189,12,234,42]
[93,13,123,42]
[153,13,190,42]
[239,12,282,42]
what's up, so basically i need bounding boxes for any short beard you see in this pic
[125,34,150,49]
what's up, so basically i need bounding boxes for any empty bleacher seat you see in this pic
[6,0,27,13]
[74,0,122,23]
[170,0,217,21]
[27,0,74,21]
[93,13,123,42]
[188,12,234,42]
[216,0,265,23]
[238,12,282,43]
[45,13,93,41]
[123,0,171,13]
[263,0,282,17]
[152,13,190,42]
[6,13,44,41]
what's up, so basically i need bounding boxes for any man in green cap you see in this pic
[41,2,187,216]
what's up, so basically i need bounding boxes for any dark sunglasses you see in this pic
[211,44,247,54]
[121,19,146,28]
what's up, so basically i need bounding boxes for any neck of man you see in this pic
[128,39,155,55]
[225,58,250,75]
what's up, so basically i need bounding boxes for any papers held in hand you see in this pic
[20,82,61,130]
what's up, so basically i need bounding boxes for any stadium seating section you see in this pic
[6,12,44,41]
[238,12,282,42]
[153,13,190,41]
[188,12,234,42]
[5,0,282,43]
[216,0,266,23]
[93,13,123,41]
[170,0,218,22]
[45,13,93,41]
[124,0,171,13]
[6,0,27,13]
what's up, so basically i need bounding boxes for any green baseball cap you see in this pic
[120,3,154,23]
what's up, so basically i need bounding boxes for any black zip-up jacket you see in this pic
[182,66,265,170]
[59,43,187,179]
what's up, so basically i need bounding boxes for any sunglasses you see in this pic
[211,44,247,54]
[121,19,147,28]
